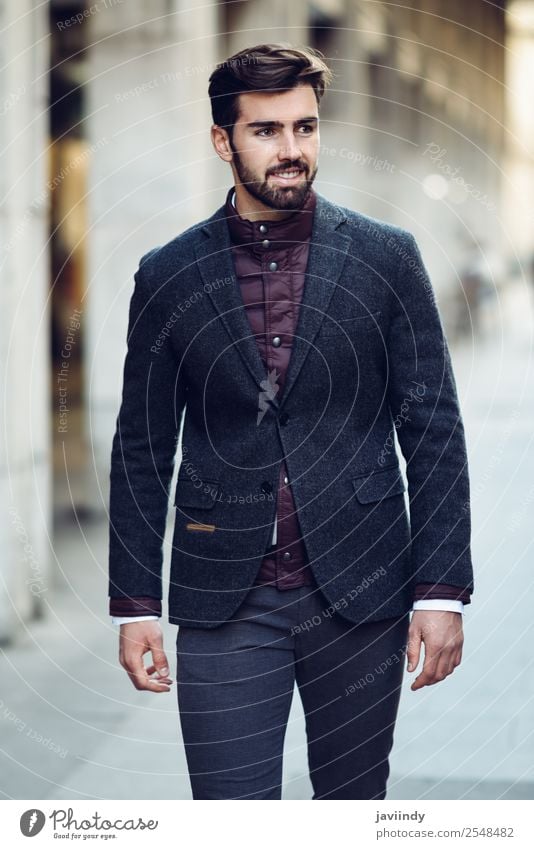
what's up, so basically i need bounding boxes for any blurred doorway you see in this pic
[49,2,91,525]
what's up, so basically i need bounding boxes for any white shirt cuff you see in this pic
[112,615,160,625]
[412,599,464,614]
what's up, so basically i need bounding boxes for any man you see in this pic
[108,43,474,800]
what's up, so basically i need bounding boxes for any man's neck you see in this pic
[231,184,298,223]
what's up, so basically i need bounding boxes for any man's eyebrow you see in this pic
[245,117,319,129]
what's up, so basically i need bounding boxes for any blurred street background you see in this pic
[1,0,534,800]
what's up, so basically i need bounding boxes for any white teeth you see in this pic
[274,170,301,178]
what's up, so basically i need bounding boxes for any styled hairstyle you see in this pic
[208,43,333,141]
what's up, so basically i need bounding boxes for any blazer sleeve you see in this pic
[108,254,187,613]
[385,231,474,595]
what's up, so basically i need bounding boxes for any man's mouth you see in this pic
[269,168,305,183]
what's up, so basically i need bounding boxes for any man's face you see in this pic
[227,84,320,211]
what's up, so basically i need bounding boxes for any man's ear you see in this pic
[211,125,233,163]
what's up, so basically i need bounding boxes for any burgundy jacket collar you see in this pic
[224,186,317,253]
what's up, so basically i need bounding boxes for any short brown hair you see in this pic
[208,43,333,140]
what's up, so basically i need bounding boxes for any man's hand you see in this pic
[119,621,173,692]
[406,610,463,691]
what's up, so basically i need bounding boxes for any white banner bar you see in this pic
[2,799,533,847]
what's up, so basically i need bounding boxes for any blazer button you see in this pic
[282,551,292,561]
[279,412,289,425]
[272,336,281,347]
[261,481,273,494]
[268,261,278,271]
[259,223,268,234]
[262,239,270,248]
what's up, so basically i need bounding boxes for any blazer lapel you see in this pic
[194,209,270,395]
[194,191,351,411]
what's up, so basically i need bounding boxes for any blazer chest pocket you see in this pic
[352,466,406,504]
[174,477,221,509]
[319,310,382,337]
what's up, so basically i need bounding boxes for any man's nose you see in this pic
[277,132,302,162]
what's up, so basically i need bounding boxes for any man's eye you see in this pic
[255,126,314,137]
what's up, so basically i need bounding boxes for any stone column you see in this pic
[0,0,51,643]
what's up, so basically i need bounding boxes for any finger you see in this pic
[124,656,171,692]
[406,626,422,672]
[411,649,440,690]
[441,635,462,670]
[146,663,173,681]
[126,669,172,692]
[413,647,456,689]
[150,643,171,679]
[448,647,461,671]
[433,651,455,681]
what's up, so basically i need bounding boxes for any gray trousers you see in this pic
[176,583,409,799]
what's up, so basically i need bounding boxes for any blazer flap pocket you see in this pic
[174,477,220,509]
[352,467,406,504]
[320,310,382,335]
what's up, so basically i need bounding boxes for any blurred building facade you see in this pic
[1,0,508,643]
[505,2,534,262]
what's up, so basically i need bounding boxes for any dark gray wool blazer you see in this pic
[108,190,474,628]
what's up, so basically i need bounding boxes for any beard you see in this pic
[230,145,318,211]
